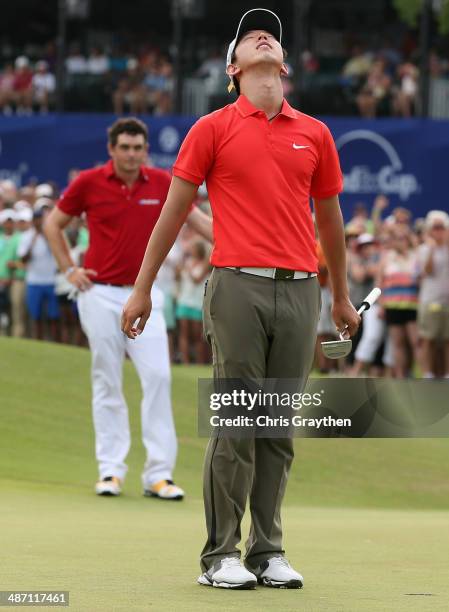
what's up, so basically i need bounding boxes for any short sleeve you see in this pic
[310,123,343,200]
[57,173,88,217]
[172,116,215,186]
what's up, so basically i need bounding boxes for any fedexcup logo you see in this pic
[158,126,180,153]
[336,130,420,201]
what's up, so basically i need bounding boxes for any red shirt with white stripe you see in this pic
[57,160,170,285]
[173,94,343,272]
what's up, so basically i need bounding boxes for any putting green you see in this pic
[1,338,449,610]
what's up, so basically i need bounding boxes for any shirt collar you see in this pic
[103,159,149,182]
[235,94,296,119]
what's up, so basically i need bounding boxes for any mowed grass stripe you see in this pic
[1,338,449,510]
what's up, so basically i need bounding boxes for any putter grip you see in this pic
[358,287,382,313]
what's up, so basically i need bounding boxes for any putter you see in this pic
[321,287,382,359]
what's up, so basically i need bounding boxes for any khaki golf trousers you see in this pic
[201,267,320,571]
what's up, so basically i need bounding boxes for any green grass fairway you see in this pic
[1,338,449,611]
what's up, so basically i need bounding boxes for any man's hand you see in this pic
[332,297,361,339]
[121,289,152,339]
[373,195,389,211]
[66,267,97,291]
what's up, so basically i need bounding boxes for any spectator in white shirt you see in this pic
[32,61,56,113]
[86,48,109,75]
[18,209,59,340]
[66,44,87,75]
[417,210,449,378]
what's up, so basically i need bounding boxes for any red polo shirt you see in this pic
[57,160,170,285]
[173,95,343,272]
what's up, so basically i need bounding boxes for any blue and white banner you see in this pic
[1,114,448,218]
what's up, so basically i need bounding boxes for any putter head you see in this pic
[321,338,352,359]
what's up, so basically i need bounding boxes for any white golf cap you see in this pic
[13,199,31,212]
[34,197,53,212]
[17,208,33,222]
[226,8,282,92]
[425,209,449,229]
[357,233,376,247]
[127,57,139,70]
[35,183,54,198]
[15,56,29,69]
[0,209,17,223]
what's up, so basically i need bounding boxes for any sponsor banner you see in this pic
[0,114,195,188]
[197,378,449,438]
[1,115,449,218]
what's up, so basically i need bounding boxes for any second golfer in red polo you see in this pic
[122,8,360,591]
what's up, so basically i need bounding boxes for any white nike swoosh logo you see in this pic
[293,144,310,149]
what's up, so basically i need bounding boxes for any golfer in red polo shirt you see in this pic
[122,10,360,590]
[45,118,211,500]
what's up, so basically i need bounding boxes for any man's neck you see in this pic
[240,70,284,120]
[113,162,140,188]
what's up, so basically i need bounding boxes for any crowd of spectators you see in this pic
[1,30,448,117]
[340,43,448,118]
[316,196,449,379]
[0,56,55,115]
[0,175,212,363]
[1,172,448,377]
[0,44,175,115]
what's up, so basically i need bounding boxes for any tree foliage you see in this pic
[393,0,449,33]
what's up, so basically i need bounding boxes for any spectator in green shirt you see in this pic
[0,209,17,333]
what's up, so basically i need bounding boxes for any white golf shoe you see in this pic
[95,476,122,496]
[143,479,184,501]
[198,557,257,589]
[252,557,304,588]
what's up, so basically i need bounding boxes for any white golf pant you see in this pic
[77,283,177,487]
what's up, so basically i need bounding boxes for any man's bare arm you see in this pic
[121,176,199,337]
[186,206,213,243]
[44,208,97,290]
[314,195,360,336]
[44,208,75,271]
[134,176,199,292]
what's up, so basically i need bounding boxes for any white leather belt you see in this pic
[225,267,317,280]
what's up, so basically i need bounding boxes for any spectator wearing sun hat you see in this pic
[34,197,54,216]
[417,210,449,378]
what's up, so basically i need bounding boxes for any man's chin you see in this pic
[250,55,282,69]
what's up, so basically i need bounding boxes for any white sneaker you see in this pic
[95,476,122,496]
[198,557,257,589]
[252,557,303,589]
[144,479,184,501]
